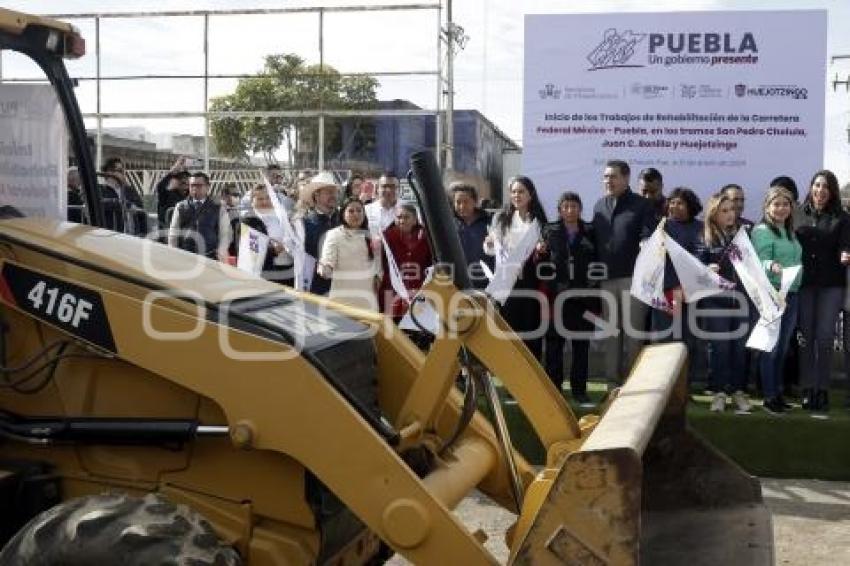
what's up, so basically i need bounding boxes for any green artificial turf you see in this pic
[490,383,850,480]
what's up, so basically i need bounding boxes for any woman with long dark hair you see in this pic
[484,176,548,359]
[796,170,850,411]
[318,198,381,311]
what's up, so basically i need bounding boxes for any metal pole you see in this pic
[445,0,454,170]
[95,16,102,171]
[203,13,210,172]
[434,1,442,170]
[318,8,324,171]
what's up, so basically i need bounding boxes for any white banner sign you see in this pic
[0,85,67,219]
[524,10,827,220]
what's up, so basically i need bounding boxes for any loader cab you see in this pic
[0,8,104,228]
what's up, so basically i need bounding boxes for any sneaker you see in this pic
[762,397,785,415]
[733,390,752,413]
[801,388,814,411]
[573,392,594,407]
[710,392,727,413]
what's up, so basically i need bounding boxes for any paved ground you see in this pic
[388,478,850,564]
[762,478,850,565]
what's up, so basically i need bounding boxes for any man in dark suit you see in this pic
[592,159,655,384]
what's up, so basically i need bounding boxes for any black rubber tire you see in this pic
[0,492,242,566]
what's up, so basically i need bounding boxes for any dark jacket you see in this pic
[592,188,655,279]
[455,210,494,289]
[699,229,743,292]
[240,214,289,282]
[796,204,850,288]
[99,184,124,233]
[67,188,84,223]
[303,208,340,295]
[174,198,222,259]
[663,218,704,290]
[542,220,600,331]
[156,173,188,228]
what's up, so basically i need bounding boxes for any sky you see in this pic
[3,0,850,181]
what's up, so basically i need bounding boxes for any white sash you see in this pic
[485,221,540,305]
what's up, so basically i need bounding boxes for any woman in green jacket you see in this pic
[751,186,803,414]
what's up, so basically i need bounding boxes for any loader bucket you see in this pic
[509,343,774,565]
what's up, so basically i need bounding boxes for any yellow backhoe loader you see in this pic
[0,8,772,565]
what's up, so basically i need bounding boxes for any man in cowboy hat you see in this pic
[300,171,341,295]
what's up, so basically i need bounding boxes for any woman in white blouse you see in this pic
[484,176,549,359]
[318,198,381,311]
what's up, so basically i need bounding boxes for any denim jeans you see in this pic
[702,296,749,393]
[798,286,843,391]
[760,292,799,399]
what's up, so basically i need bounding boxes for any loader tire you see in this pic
[0,492,242,566]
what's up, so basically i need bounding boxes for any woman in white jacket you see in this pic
[318,198,381,311]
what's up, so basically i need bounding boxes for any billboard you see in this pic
[523,10,827,220]
[0,84,67,219]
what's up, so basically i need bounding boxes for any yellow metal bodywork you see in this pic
[0,217,704,565]
[0,7,76,36]
[0,219,575,563]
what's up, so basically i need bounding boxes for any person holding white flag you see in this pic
[752,186,803,414]
[701,193,752,413]
[238,185,294,285]
[650,188,705,385]
[652,188,704,326]
[378,203,432,321]
[484,176,548,360]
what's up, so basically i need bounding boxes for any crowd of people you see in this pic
[68,156,850,415]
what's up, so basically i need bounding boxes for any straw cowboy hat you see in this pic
[300,170,340,202]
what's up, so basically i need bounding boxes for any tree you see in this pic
[210,54,379,165]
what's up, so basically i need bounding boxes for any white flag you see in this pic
[379,233,411,303]
[665,234,735,303]
[261,173,306,290]
[630,226,668,310]
[744,265,800,352]
[485,222,541,305]
[236,226,269,276]
[726,227,800,352]
[727,227,783,324]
